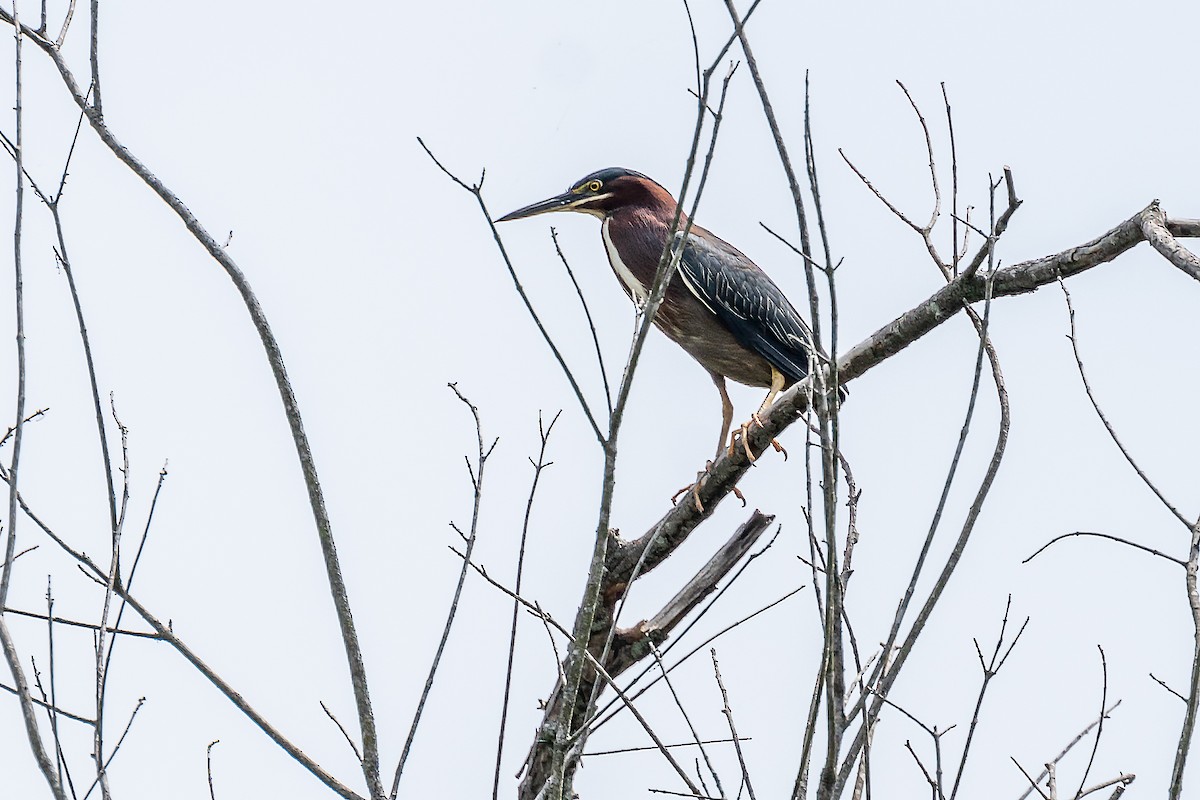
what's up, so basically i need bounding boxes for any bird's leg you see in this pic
[672,376,742,512]
[755,366,787,425]
[713,373,735,461]
[735,366,788,461]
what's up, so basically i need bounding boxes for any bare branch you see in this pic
[0,30,382,793]
[418,138,605,445]
[650,642,726,799]
[457,552,704,797]
[1151,672,1187,703]
[206,740,219,800]
[392,384,493,797]
[1078,773,1135,799]
[1,606,158,638]
[1011,757,1052,800]
[711,650,756,800]
[1059,278,1193,528]
[322,701,364,765]
[951,596,1030,800]
[1025,531,1184,568]
[587,737,750,758]
[550,227,612,415]
[493,410,560,800]
[1172,516,1200,799]
[0,677,95,724]
[1016,702,1122,800]
[1139,201,1200,280]
[592,582,806,738]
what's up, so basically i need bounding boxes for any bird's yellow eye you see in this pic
[587,180,602,192]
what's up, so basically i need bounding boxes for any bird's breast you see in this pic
[601,217,650,304]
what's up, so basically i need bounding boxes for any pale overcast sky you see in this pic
[2,1,1199,798]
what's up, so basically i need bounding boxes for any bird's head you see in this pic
[497,168,672,222]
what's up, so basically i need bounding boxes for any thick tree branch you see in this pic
[607,202,1198,604]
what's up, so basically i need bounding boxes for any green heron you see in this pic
[498,167,817,460]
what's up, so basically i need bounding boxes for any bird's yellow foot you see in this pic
[729,415,787,462]
[672,462,711,512]
[671,461,746,512]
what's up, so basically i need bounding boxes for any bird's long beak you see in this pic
[497,190,588,222]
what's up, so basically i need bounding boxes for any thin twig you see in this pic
[550,228,612,416]
[1011,757,1052,800]
[583,523,786,734]
[92,395,129,800]
[1059,278,1192,528]
[2,606,158,637]
[206,740,219,800]
[81,697,145,800]
[1172,516,1200,799]
[8,477,366,800]
[1151,673,1187,703]
[1024,531,1184,567]
[950,596,1029,800]
[1075,647,1109,800]
[322,701,364,764]
[652,642,725,799]
[493,410,560,800]
[0,30,382,793]
[0,677,95,724]
[417,140,604,445]
[392,384,495,798]
[711,650,755,800]
[587,737,749,758]
[1016,701,1123,800]
[458,552,703,797]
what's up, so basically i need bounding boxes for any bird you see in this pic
[498,167,819,462]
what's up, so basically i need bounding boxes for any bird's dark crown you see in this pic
[563,167,673,216]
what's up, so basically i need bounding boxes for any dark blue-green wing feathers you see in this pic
[675,230,814,382]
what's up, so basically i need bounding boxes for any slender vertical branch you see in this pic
[391,384,496,799]
[949,596,1029,800]
[492,410,559,800]
[712,650,756,800]
[206,740,220,800]
[1171,517,1200,800]
[49,202,118,542]
[550,230,612,416]
[44,578,66,790]
[0,22,59,799]
[88,0,100,116]
[1074,646,1108,800]
[652,642,725,798]
[0,0,27,611]
[91,396,127,800]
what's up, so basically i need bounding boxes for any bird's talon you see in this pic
[771,438,788,460]
[674,461,717,512]
[740,423,757,463]
[732,484,746,506]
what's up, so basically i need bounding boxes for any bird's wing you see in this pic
[675,228,814,382]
